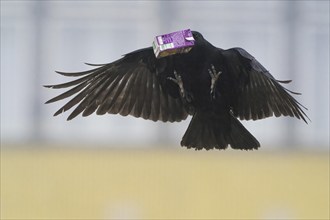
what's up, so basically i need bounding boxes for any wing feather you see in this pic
[66,74,109,120]
[45,47,188,122]
[150,72,161,121]
[221,48,309,123]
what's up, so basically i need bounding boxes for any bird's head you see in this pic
[191,31,204,41]
[190,31,212,49]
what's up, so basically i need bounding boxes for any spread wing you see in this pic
[219,47,309,123]
[45,47,188,122]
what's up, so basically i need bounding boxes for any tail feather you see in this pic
[181,111,260,150]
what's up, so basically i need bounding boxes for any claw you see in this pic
[167,70,186,98]
[208,64,222,99]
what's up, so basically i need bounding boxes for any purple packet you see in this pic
[152,29,195,58]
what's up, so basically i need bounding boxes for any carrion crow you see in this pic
[45,31,309,150]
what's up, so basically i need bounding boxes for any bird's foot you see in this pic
[208,64,222,99]
[167,70,186,98]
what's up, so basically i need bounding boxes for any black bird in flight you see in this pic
[45,31,309,150]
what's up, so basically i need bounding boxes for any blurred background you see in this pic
[1,1,329,219]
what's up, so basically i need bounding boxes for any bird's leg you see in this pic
[167,70,186,98]
[208,64,222,99]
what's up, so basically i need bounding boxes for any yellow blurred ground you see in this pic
[1,145,329,220]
